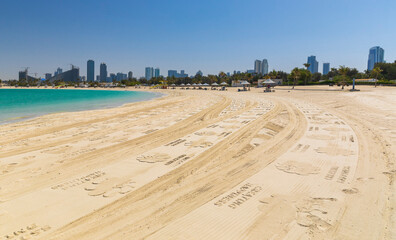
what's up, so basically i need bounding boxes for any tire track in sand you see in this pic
[45,99,306,240]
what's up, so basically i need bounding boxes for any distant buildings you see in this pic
[307,56,319,73]
[54,67,62,76]
[196,70,203,76]
[247,70,255,74]
[323,63,330,75]
[145,67,154,80]
[167,70,187,78]
[45,73,52,80]
[47,66,79,82]
[254,59,269,75]
[154,68,160,78]
[262,59,268,75]
[367,46,385,71]
[168,70,177,78]
[18,69,37,81]
[254,60,261,74]
[116,73,127,81]
[87,60,95,81]
[100,63,107,82]
[128,71,133,79]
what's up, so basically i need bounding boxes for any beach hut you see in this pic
[239,80,251,91]
[211,82,219,90]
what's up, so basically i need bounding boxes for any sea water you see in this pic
[0,89,161,124]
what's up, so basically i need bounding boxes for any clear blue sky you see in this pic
[0,0,394,80]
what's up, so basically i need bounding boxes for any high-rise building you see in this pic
[96,75,100,81]
[110,73,116,81]
[45,73,52,80]
[116,73,127,81]
[145,67,154,80]
[47,66,79,82]
[168,70,177,77]
[87,60,94,81]
[128,71,133,79]
[367,46,385,71]
[196,70,203,76]
[154,68,160,78]
[100,63,107,82]
[261,59,269,75]
[307,56,319,73]
[254,60,261,74]
[179,70,188,78]
[323,63,330,75]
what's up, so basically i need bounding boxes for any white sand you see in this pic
[0,85,395,239]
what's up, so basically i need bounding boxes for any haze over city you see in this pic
[0,0,395,80]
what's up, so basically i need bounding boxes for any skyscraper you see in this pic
[307,56,319,73]
[323,63,330,75]
[196,70,203,76]
[100,63,107,82]
[145,67,154,80]
[154,68,160,78]
[254,60,261,74]
[367,46,385,71]
[87,60,94,82]
[45,73,52,80]
[128,71,133,79]
[168,70,177,77]
[261,59,269,75]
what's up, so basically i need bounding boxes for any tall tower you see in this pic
[145,67,154,80]
[254,60,262,74]
[87,60,94,82]
[154,68,160,78]
[100,63,107,82]
[261,59,269,75]
[323,63,330,75]
[367,46,385,71]
[307,56,319,73]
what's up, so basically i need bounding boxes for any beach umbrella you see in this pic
[212,83,219,86]
[171,84,176,86]
[263,79,275,84]
[192,83,197,86]
[180,83,185,86]
[220,82,228,85]
[186,83,191,86]
[203,83,209,86]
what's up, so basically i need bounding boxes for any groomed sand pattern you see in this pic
[0,86,395,240]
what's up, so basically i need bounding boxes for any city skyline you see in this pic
[0,0,395,80]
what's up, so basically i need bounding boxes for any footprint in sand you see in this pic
[136,153,171,163]
[194,131,216,136]
[185,140,213,148]
[315,145,354,156]
[84,177,135,197]
[307,134,336,140]
[247,195,336,239]
[276,160,321,176]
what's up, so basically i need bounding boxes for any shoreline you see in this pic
[0,88,166,126]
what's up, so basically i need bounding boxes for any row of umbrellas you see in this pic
[170,82,228,87]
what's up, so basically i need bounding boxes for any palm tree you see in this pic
[290,68,300,89]
[338,65,350,89]
[303,63,311,85]
[371,67,383,87]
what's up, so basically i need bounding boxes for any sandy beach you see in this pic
[0,85,395,240]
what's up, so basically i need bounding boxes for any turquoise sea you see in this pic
[0,89,161,124]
